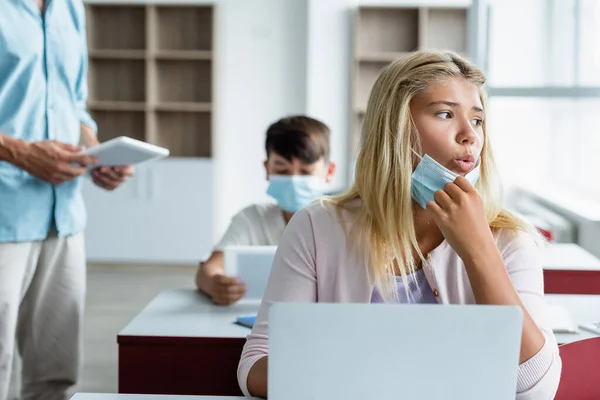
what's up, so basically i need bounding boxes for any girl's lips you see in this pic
[451,159,476,173]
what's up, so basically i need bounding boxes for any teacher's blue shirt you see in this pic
[0,0,96,243]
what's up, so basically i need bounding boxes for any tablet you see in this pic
[82,136,169,166]
[223,245,277,300]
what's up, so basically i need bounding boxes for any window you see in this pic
[483,0,600,201]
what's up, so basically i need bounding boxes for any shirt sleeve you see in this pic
[214,209,256,251]
[237,207,318,396]
[501,231,562,399]
[76,7,97,133]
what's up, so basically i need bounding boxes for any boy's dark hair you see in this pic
[265,116,330,164]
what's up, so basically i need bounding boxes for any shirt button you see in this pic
[433,289,439,297]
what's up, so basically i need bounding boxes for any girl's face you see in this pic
[410,77,485,176]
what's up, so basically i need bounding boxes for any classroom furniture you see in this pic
[350,4,469,163]
[82,1,215,264]
[118,289,259,396]
[118,289,600,396]
[554,337,600,400]
[542,243,600,295]
[546,294,600,345]
[71,394,252,400]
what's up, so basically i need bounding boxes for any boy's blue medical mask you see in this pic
[266,175,325,213]
[411,151,481,209]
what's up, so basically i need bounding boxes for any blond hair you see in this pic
[324,50,537,301]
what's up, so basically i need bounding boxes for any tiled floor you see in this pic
[74,263,196,393]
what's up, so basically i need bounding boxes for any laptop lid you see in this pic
[269,303,523,400]
[223,245,277,300]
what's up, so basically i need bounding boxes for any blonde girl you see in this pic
[237,50,561,399]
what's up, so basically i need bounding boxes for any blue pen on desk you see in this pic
[235,315,256,329]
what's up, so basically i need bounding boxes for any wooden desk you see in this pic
[542,244,600,294]
[118,289,259,396]
[72,394,253,400]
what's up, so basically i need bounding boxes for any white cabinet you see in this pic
[83,158,213,265]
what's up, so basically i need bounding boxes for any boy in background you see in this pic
[195,116,336,305]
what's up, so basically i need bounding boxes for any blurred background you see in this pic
[77,0,599,393]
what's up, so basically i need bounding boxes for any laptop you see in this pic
[269,303,523,400]
[223,245,277,300]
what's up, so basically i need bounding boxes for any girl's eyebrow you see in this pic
[427,100,484,113]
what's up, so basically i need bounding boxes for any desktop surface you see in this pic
[542,244,600,271]
[119,288,260,338]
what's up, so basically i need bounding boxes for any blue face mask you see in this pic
[411,153,481,209]
[266,175,325,213]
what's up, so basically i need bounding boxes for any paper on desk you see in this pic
[546,304,578,334]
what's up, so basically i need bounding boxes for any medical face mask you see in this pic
[411,152,481,209]
[266,175,325,213]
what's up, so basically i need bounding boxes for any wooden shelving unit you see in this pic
[351,6,469,160]
[85,4,214,158]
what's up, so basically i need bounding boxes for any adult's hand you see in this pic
[14,140,96,185]
[91,165,134,191]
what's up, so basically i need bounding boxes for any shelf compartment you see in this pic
[355,61,389,111]
[89,59,146,102]
[350,112,365,161]
[154,102,212,112]
[88,101,147,112]
[86,5,146,50]
[357,7,419,54]
[92,111,146,143]
[156,6,213,51]
[357,52,411,63]
[153,50,212,60]
[423,8,468,52]
[88,50,146,60]
[155,112,211,157]
[156,60,211,103]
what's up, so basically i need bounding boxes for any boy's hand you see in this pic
[210,274,247,305]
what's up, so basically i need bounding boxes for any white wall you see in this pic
[305,0,353,187]
[213,0,309,240]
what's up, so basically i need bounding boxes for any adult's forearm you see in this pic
[80,123,99,148]
[463,244,545,364]
[0,133,27,164]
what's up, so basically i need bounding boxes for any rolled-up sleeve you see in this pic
[237,207,318,397]
[500,231,562,399]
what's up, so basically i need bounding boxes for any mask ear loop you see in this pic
[410,148,423,160]
[409,114,425,163]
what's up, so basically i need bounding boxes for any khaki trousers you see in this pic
[0,230,86,400]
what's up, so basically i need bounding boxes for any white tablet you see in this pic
[223,245,277,300]
[82,136,169,166]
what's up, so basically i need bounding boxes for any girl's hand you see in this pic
[426,176,496,262]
